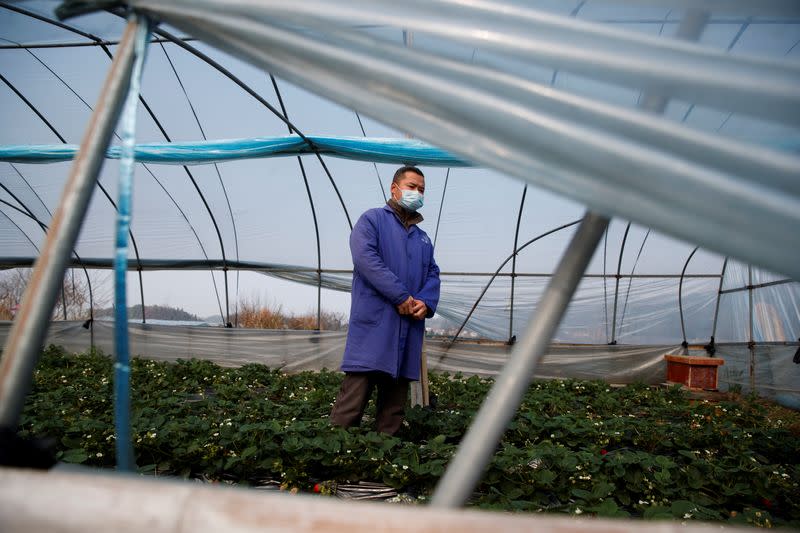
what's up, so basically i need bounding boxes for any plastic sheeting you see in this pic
[2,257,796,346]
[0,136,472,167]
[128,0,800,281]
[1,3,799,366]
[1,320,797,405]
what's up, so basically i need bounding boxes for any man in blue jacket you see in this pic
[330,165,441,435]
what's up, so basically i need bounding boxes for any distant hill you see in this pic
[95,304,199,321]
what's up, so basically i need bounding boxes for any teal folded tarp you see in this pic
[0,135,473,167]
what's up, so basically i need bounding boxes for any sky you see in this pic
[1,1,798,335]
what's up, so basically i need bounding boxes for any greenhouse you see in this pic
[0,0,799,530]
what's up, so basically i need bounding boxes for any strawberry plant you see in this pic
[12,345,800,528]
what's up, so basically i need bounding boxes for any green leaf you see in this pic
[670,500,697,518]
[571,488,592,500]
[653,469,671,484]
[643,505,673,519]
[590,499,627,517]
[431,434,447,445]
[686,466,704,489]
[60,448,88,463]
[591,481,615,500]
[241,446,258,459]
[536,469,556,485]
[505,488,524,500]
[61,436,82,449]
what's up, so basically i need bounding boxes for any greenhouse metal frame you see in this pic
[0,0,799,524]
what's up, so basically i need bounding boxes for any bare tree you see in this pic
[0,268,111,321]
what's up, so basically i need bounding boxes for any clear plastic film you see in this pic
[125,2,800,282]
[130,0,800,125]
[3,321,797,406]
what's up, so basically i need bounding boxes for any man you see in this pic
[330,165,440,435]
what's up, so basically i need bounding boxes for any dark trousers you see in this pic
[330,372,410,435]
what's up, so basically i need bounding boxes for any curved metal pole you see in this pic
[160,41,239,326]
[509,184,527,343]
[3,2,226,321]
[0,178,67,320]
[270,74,323,330]
[602,226,609,342]
[433,168,450,249]
[618,228,650,336]
[0,36,197,50]
[622,10,708,346]
[609,222,631,344]
[94,41,227,324]
[0,70,148,321]
[0,184,95,328]
[0,205,65,324]
[0,3,222,325]
[354,110,386,203]
[0,204,40,252]
[0,199,95,348]
[710,257,729,339]
[432,212,609,508]
[0,16,141,429]
[449,218,582,343]
[137,22,353,229]
[678,246,699,349]
[748,264,755,392]
[0,187,46,241]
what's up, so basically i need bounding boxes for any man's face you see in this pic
[391,171,425,202]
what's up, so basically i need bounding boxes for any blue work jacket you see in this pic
[341,204,441,380]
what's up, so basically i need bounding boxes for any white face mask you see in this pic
[398,189,424,211]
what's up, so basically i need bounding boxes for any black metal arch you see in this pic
[450,218,582,343]
[700,256,730,355]
[679,18,753,129]
[433,168,450,249]
[0,3,231,323]
[508,184,527,343]
[678,246,699,348]
[8,163,52,227]
[617,228,651,340]
[354,111,386,203]
[0,201,64,317]
[602,227,609,342]
[634,8,673,107]
[608,221,631,344]
[137,21,354,230]
[5,167,96,324]
[0,196,95,330]
[112,54,232,326]
[548,2,586,87]
[0,36,197,50]
[158,41,240,325]
[270,74,322,330]
[115,12,357,320]
[0,201,40,252]
[0,71,147,320]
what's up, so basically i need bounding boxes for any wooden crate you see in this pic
[664,354,724,391]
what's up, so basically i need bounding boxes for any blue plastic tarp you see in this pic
[0,135,473,167]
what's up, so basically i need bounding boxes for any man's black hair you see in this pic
[392,165,424,184]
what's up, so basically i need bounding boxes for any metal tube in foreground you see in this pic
[431,211,609,508]
[0,18,142,429]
